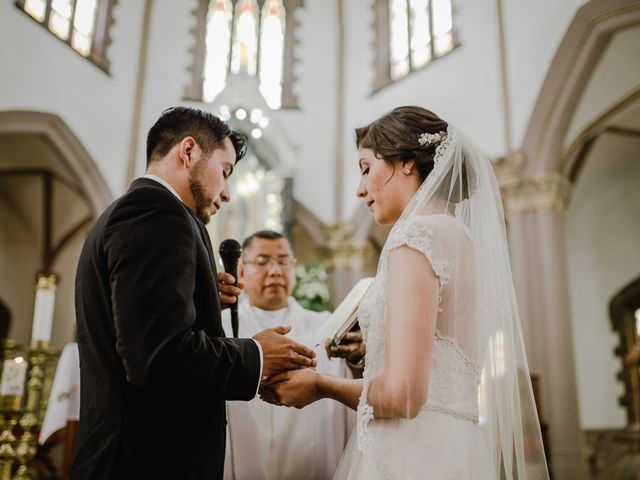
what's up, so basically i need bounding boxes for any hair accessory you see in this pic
[418,131,447,147]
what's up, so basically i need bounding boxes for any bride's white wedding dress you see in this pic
[333,126,548,479]
[333,214,496,479]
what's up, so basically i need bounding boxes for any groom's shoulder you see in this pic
[105,179,188,224]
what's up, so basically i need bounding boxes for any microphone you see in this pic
[219,238,242,338]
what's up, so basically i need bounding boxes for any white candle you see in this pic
[31,274,58,346]
[0,357,28,397]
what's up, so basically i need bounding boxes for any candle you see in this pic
[31,274,58,347]
[0,357,28,397]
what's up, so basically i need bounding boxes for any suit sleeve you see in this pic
[104,189,260,399]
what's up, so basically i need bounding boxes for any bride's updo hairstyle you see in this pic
[355,106,448,182]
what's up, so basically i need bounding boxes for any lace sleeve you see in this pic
[385,216,452,310]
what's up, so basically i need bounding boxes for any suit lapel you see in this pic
[185,208,218,275]
[129,178,219,274]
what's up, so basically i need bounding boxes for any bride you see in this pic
[261,106,549,479]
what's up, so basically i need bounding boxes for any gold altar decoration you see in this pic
[320,223,371,271]
[0,340,60,479]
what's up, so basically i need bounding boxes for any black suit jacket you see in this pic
[71,178,261,480]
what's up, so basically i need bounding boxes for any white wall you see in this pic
[504,0,585,147]
[0,1,145,197]
[567,133,640,429]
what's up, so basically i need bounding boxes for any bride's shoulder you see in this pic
[397,214,472,243]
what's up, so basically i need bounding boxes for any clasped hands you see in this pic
[257,330,366,409]
[217,272,365,409]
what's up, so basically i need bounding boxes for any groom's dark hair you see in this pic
[146,106,247,166]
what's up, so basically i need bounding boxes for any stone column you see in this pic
[502,171,590,479]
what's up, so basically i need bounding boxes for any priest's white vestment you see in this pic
[222,297,354,480]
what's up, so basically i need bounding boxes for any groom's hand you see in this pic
[217,272,244,309]
[253,325,317,377]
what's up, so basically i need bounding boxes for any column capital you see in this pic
[501,171,572,216]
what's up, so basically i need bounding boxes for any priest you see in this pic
[221,230,365,480]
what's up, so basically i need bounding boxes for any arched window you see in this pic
[187,0,301,110]
[258,0,286,109]
[16,0,116,72]
[203,0,233,102]
[230,0,259,75]
[374,0,455,90]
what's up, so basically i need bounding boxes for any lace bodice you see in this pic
[356,214,482,453]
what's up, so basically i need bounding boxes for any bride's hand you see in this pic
[260,368,321,409]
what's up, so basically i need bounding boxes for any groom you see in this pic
[72,107,316,480]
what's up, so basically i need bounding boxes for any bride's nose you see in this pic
[357,181,366,198]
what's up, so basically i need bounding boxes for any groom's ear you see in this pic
[178,136,197,169]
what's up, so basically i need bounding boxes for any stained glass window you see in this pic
[432,0,454,56]
[18,0,114,70]
[389,0,410,81]
[71,0,99,56]
[196,0,294,109]
[231,0,259,75]
[203,0,233,102]
[376,0,455,89]
[259,0,285,109]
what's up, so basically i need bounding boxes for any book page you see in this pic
[314,277,374,346]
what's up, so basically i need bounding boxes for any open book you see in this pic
[314,277,374,347]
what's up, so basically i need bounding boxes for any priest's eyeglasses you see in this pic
[243,256,298,269]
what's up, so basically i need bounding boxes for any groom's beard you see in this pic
[189,159,213,224]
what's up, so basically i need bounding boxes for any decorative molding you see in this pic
[501,172,572,216]
[91,0,117,73]
[496,0,513,153]
[583,429,640,479]
[281,0,303,109]
[184,0,209,101]
[0,111,113,215]
[492,150,526,185]
[560,85,640,180]
[520,0,640,174]
[320,223,371,270]
[372,0,390,92]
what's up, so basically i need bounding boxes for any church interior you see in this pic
[0,0,639,478]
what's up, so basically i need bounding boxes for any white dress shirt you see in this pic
[222,298,355,480]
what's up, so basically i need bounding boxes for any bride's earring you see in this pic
[403,168,411,175]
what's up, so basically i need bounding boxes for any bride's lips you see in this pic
[367,200,374,209]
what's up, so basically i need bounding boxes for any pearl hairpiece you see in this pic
[418,131,447,147]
